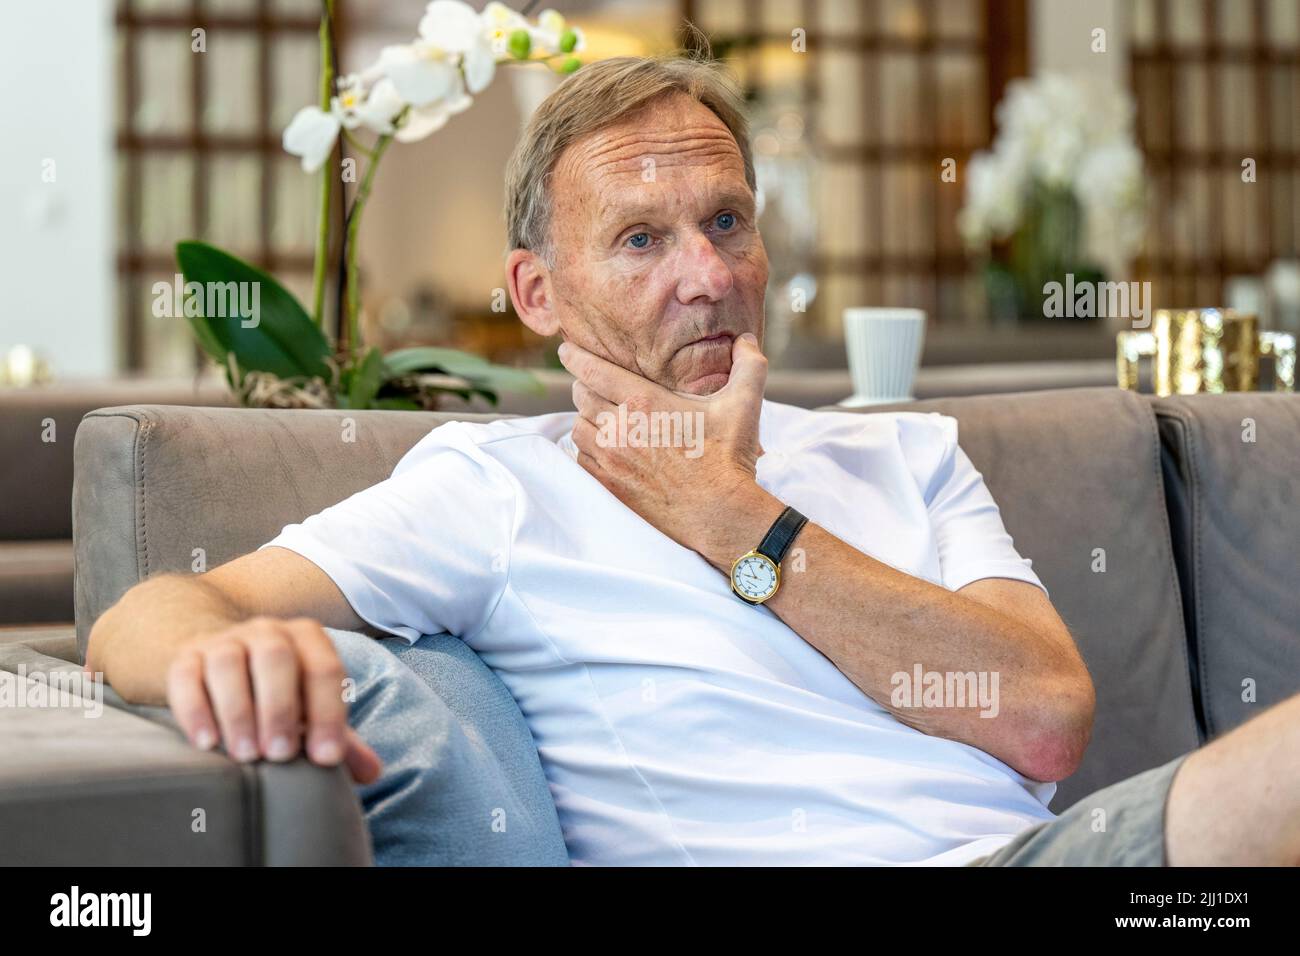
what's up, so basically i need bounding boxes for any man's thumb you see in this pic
[727,332,766,392]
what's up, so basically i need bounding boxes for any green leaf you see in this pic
[186,307,227,365]
[347,347,387,409]
[381,346,545,399]
[381,346,491,379]
[458,365,545,395]
[175,241,331,380]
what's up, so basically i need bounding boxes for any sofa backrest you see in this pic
[73,404,508,653]
[850,387,1200,809]
[1154,393,1300,741]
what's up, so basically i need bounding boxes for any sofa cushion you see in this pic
[1154,393,1300,740]
[827,387,1200,810]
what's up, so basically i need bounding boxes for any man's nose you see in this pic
[674,230,734,305]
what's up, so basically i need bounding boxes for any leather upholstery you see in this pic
[72,405,513,658]
[1153,393,1300,740]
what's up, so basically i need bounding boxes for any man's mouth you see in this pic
[685,332,733,349]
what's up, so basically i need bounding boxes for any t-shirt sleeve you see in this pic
[260,422,515,644]
[903,413,1048,598]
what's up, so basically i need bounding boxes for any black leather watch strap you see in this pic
[756,507,808,566]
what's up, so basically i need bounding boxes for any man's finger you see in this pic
[571,415,608,463]
[246,630,303,762]
[203,639,260,762]
[285,620,349,767]
[558,340,668,406]
[343,727,384,785]
[166,647,218,751]
[571,378,617,426]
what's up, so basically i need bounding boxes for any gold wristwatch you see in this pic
[729,506,808,605]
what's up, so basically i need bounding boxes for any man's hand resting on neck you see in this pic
[558,331,769,554]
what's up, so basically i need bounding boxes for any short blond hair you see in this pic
[504,53,755,262]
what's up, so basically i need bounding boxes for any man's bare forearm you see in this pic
[87,546,366,708]
[86,574,249,706]
[695,479,1093,780]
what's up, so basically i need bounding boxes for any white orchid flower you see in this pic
[532,8,585,55]
[418,0,496,93]
[481,1,529,56]
[283,105,341,173]
[379,42,459,106]
[331,75,405,135]
[285,1,585,168]
[396,73,472,143]
[350,78,406,135]
[332,74,367,129]
[958,149,1026,248]
[380,2,495,106]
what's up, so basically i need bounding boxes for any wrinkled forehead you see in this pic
[550,93,751,223]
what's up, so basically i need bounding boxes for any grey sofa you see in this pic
[1,386,1296,864]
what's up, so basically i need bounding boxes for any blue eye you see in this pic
[715,212,736,230]
[626,232,651,249]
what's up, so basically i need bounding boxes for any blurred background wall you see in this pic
[0,1,115,377]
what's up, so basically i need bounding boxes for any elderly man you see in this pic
[88,55,1300,867]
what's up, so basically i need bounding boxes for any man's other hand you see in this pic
[164,616,382,784]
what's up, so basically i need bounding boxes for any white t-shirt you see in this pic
[265,398,1058,865]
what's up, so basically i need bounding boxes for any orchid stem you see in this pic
[342,128,376,157]
[343,131,394,355]
[310,0,336,331]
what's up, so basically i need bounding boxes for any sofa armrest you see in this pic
[0,642,371,865]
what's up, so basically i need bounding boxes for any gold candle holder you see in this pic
[1117,309,1295,395]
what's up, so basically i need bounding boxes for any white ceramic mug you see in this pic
[841,307,927,407]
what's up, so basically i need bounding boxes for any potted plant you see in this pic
[959,74,1146,323]
[176,1,584,409]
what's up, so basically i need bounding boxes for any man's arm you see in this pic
[695,489,1095,783]
[559,334,1094,784]
[84,546,381,782]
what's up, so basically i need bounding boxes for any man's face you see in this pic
[544,93,768,395]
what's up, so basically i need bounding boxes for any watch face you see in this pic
[731,553,779,602]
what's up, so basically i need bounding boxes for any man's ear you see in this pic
[506,248,559,337]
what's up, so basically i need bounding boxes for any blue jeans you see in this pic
[327,628,569,866]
